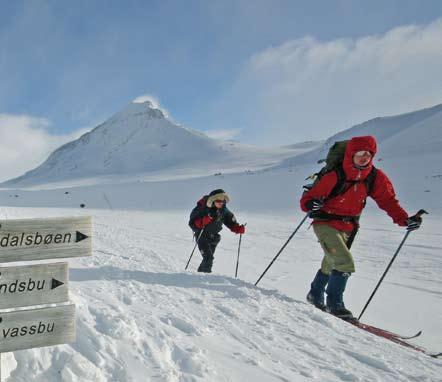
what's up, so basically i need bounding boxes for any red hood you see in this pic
[343,136,377,180]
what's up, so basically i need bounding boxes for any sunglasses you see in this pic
[354,150,372,158]
[214,199,225,204]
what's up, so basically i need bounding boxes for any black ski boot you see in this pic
[326,270,354,320]
[197,257,213,273]
[306,269,329,311]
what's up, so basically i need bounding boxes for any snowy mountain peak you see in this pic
[1,101,201,186]
[2,101,301,187]
[114,99,166,121]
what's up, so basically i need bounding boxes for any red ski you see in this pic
[346,319,441,358]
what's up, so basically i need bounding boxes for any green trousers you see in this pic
[313,224,355,274]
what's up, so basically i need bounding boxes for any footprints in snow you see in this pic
[160,315,200,336]
[89,306,139,340]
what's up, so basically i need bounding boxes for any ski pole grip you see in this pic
[416,209,429,217]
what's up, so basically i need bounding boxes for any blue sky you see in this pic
[1,0,442,179]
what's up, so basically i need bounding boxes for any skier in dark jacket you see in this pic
[189,189,245,273]
[300,135,423,319]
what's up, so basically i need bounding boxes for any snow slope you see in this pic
[278,103,442,168]
[2,101,314,188]
[1,207,441,381]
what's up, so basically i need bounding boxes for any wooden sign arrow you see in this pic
[0,263,69,309]
[0,216,92,263]
[51,278,64,290]
[0,304,75,352]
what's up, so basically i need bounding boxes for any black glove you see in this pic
[406,214,422,231]
[305,199,324,211]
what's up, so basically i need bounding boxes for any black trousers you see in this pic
[197,232,221,272]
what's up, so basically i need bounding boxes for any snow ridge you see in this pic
[279,103,442,167]
[2,101,302,187]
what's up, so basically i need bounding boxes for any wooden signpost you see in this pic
[0,216,92,380]
[0,262,68,309]
[0,304,75,353]
[0,216,92,262]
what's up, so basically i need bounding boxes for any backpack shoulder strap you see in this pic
[364,166,378,196]
[328,165,378,200]
[328,166,347,199]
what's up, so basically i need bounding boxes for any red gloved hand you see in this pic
[194,215,213,229]
[231,224,245,234]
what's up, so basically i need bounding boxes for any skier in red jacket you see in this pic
[189,189,245,273]
[300,135,422,319]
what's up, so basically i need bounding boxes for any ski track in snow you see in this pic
[0,208,440,381]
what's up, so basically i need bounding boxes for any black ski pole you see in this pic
[358,209,428,321]
[255,213,310,286]
[235,223,247,278]
[185,229,204,270]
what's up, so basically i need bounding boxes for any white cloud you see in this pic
[0,114,89,182]
[213,18,442,145]
[204,128,241,140]
[132,94,171,119]
[133,94,161,108]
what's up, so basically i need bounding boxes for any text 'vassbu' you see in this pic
[2,320,55,338]
[0,304,76,352]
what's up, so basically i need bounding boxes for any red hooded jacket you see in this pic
[300,136,409,232]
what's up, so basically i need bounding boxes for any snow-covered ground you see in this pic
[0,206,440,381]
